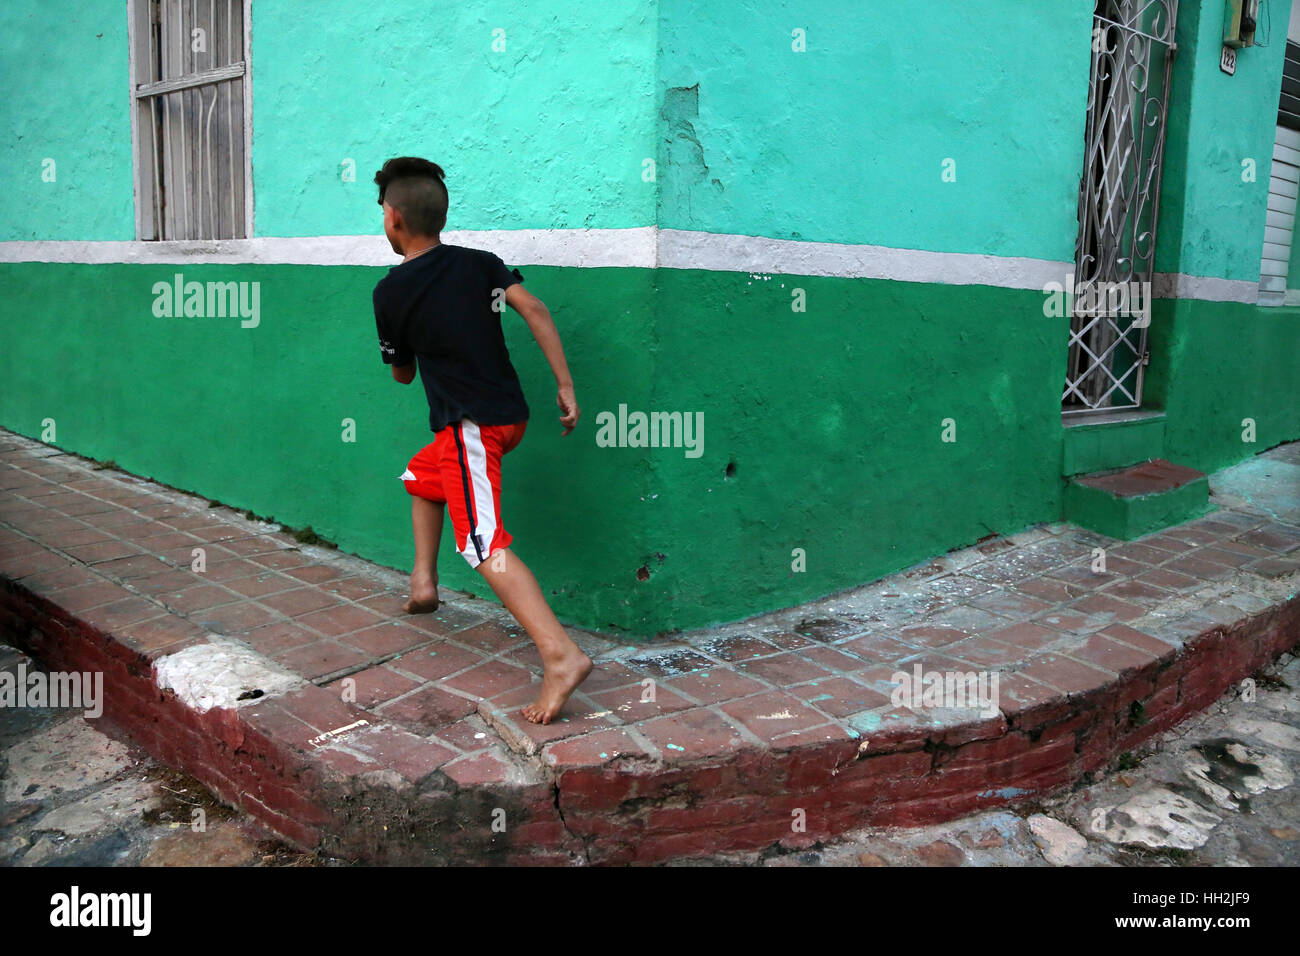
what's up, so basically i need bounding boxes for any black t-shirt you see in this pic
[373,243,530,433]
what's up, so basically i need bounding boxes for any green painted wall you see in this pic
[1155,0,1292,281]
[1143,297,1300,473]
[0,261,661,633]
[1140,1,1300,483]
[1062,417,1167,477]
[656,0,1093,260]
[639,270,1070,631]
[0,4,132,240]
[3,259,1296,636]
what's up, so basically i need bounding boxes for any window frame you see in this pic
[127,0,253,241]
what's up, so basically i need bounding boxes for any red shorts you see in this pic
[399,419,527,568]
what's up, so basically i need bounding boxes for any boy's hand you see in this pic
[557,384,580,436]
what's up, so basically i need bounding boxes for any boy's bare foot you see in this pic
[404,571,439,613]
[521,649,593,725]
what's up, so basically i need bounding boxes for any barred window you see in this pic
[130,0,249,240]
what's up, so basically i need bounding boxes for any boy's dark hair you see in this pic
[375,157,449,236]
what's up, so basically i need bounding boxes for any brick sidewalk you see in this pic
[1,429,1297,864]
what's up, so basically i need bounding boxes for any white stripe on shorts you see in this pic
[457,420,499,565]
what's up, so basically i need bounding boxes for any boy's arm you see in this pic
[504,283,580,436]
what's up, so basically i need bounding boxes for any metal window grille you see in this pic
[1064,0,1178,415]
[1259,40,1300,307]
[131,0,247,240]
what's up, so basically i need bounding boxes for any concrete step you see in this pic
[1062,409,1167,477]
[1065,458,1213,541]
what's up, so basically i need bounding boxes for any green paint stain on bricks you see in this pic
[849,712,882,734]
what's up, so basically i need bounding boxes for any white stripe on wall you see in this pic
[0,229,1261,303]
[657,229,1067,290]
[0,231,655,269]
[1150,272,1264,304]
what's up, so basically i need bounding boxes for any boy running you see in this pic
[371,156,592,725]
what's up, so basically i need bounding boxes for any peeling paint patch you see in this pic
[848,711,882,735]
[154,641,304,713]
[979,787,1028,799]
[1227,716,1300,752]
[1182,739,1292,811]
[1091,788,1221,850]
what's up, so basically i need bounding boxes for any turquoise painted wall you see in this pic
[252,1,658,236]
[1156,0,1293,281]
[0,0,1289,272]
[656,0,1094,261]
[0,4,132,240]
[0,0,656,242]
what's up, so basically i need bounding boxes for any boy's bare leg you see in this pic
[476,547,592,724]
[405,496,443,613]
